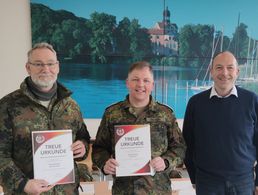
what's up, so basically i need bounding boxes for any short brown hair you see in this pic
[128,61,153,76]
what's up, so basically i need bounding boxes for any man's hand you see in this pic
[255,186,258,195]
[71,140,86,158]
[150,157,166,172]
[24,179,54,195]
[103,158,119,175]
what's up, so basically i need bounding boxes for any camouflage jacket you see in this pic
[92,96,185,195]
[0,78,90,195]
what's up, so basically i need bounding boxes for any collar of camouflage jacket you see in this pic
[20,77,72,102]
[123,95,157,112]
[26,77,57,101]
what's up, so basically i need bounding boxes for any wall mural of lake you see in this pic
[31,0,258,118]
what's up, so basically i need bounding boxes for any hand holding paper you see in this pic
[150,157,166,172]
[72,140,86,158]
[115,124,154,177]
[103,158,119,175]
[24,179,55,194]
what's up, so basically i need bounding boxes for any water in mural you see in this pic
[59,64,210,118]
[58,63,258,119]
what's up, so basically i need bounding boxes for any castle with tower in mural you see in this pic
[148,6,179,56]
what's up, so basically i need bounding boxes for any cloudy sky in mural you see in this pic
[31,0,258,38]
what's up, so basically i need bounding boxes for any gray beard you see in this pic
[31,76,56,89]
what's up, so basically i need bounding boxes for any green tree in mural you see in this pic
[115,17,152,62]
[178,24,235,68]
[31,3,56,43]
[195,25,214,57]
[89,12,116,63]
[220,35,231,51]
[31,3,92,60]
[115,17,131,55]
[230,23,249,61]
[128,19,152,62]
[51,19,92,59]
[178,25,196,67]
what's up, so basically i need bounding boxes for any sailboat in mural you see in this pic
[238,37,258,82]
[190,30,222,92]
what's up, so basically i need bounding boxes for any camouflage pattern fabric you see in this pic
[77,163,93,182]
[0,78,90,195]
[92,95,186,195]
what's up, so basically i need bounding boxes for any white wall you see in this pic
[0,0,30,98]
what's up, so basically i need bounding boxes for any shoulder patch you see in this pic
[105,100,124,111]
[156,101,174,112]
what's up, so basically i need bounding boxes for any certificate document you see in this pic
[115,124,154,177]
[32,129,74,185]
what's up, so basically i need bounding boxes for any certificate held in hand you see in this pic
[32,129,75,185]
[115,124,154,177]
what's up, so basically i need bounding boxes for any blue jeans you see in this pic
[195,169,254,195]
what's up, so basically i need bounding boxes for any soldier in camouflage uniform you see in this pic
[92,61,185,195]
[0,42,90,195]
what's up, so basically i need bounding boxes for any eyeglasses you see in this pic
[28,61,58,68]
